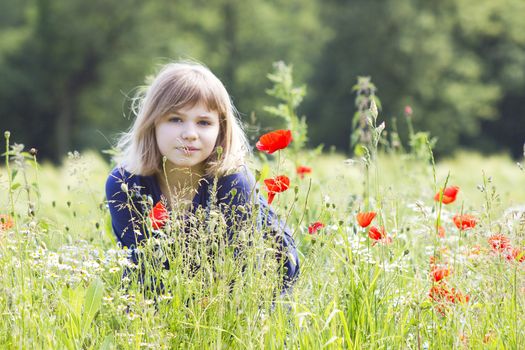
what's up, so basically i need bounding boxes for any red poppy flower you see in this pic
[453,290,470,303]
[368,226,392,246]
[504,247,525,263]
[431,266,451,282]
[437,226,446,238]
[308,221,324,234]
[256,129,293,154]
[429,284,450,303]
[404,105,413,117]
[368,226,384,240]
[296,165,312,179]
[0,214,14,231]
[453,214,477,230]
[434,186,459,204]
[149,201,169,230]
[357,211,376,228]
[429,285,451,315]
[264,175,290,204]
[429,256,436,266]
[513,248,525,263]
[429,283,470,304]
[488,234,511,252]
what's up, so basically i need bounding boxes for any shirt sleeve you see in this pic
[215,170,257,239]
[215,169,300,292]
[105,168,148,251]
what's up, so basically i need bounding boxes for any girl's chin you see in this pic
[164,158,206,171]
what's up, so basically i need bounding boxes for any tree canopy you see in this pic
[1,0,524,160]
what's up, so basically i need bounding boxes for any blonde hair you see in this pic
[116,61,249,177]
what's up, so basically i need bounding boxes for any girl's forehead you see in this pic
[177,102,218,115]
[167,99,222,116]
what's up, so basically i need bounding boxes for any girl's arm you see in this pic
[215,171,256,240]
[105,168,148,257]
[216,170,299,292]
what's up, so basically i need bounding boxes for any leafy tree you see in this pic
[304,0,502,156]
[454,0,525,157]
[1,0,328,160]
[0,0,144,161]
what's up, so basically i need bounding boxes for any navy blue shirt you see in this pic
[105,166,299,289]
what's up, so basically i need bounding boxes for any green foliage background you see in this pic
[1,0,524,160]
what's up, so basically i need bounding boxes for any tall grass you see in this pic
[1,136,524,348]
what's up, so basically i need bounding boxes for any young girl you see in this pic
[105,62,299,293]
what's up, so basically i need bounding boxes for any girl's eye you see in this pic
[168,116,182,123]
[198,120,212,126]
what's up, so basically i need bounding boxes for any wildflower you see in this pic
[487,234,511,252]
[296,165,312,179]
[437,225,445,238]
[454,290,470,303]
[149,201,169,230]
[503,247,525,263]
[429,256,436,266]
[264,175,290,204]
[404,105,413,117]
[515,248,525,263]
[434,186,459,204]
[368,226,392,245]
[468,244,487,259]
[357,211,376,228]
[429,283,469,315]
[431,266,451,282]
[483,331,495,344]
[429,284,449,304]
[0,214,14,231]
[453,214,477,230]
[368,226,384,240]
[459,333,469,347]
[256,129,292,154]
[308,221,324,234]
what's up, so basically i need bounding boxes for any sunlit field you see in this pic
[1,133,524,349]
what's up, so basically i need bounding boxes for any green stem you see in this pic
[364,163,370,211]
[481,170,493,230]
[513,266,518,348]
[5,132,16,226]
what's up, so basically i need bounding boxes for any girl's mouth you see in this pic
[178,147,200,154]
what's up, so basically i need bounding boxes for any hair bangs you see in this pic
[160,70,229,119]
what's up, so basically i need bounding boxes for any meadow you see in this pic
[1,126,524,349]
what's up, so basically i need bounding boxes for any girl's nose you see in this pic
[181,126,198,140]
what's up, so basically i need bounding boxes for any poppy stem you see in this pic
[277,150,282,175]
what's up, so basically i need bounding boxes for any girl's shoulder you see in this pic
[211,165,258,203]
[105,166,160,201]
[107,166,144,187]
[217,165,256,190]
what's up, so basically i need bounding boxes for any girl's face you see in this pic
[155,101,220,173]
